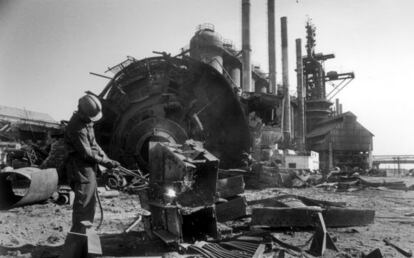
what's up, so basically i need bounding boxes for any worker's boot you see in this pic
[60,221,102,258]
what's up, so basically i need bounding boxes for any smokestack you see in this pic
[339,103,343,114]
[296,38,305,151]
[281,16,291,143]
[267,0,277,94]
[242,0,252,92]
[335,98,340,115]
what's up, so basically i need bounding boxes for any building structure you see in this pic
[186,11,373,171]
[94,0,374,172]
[302,22,373,170]
[0,105,60,142]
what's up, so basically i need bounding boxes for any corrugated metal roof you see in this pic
[307,122,339,138]
[306,112,374,138]
[0,105,57,124]
[307,111,374,138]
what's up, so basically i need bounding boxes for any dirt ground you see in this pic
[0,176,413,258]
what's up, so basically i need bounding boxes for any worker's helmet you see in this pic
[78,94,103,122]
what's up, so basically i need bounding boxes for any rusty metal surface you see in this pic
[95,56,251,171]
[0,167,58,209]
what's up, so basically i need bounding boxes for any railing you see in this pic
[196,23,215,32]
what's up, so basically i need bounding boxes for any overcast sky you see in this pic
[1,0,413,155]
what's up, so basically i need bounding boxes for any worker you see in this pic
[61,94,119,256]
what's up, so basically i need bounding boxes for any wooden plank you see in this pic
[216,196,247,222]
[217,175,245,198]
[251,207,374,228]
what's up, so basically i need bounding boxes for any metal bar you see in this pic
[90,72,112,80]
[383,239,412,257]
[328,79,353,100]
[189,245,216,258]
[326,79,346,98]
[124,215,142,233]
[204,244,236,258]
[221,242,256,253]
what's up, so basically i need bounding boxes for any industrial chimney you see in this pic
[281,16,291,143]
[296,38,305,151]
[242,0,252,92]
[268,0,277,94]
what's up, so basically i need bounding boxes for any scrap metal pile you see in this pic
[317,170,414,192]
[124,140,379,257]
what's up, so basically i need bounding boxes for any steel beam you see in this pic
[217,175,245,199]
[251,207,375,228]
[216,196,247,222]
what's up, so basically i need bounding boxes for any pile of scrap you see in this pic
[316,174,414,192]
[252,164,322,189]
[130,138,378,257]
[184,231,339,258]
[0,142,45,169]
[243,193,375,257]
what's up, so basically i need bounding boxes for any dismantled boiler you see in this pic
[94,56,251,171]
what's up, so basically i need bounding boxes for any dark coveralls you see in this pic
[64,112,111,233]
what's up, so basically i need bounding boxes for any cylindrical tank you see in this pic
[0,167,58,209]
[190,24,224,73]
[95,56,251,172]
[230,67,241,88]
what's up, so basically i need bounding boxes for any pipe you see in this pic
[242,0,252,92]
[335,98,340,115]
[281,17,291,143]
[0,167,58,209]
[267,0,277,94]
[230,67,241,89]
[296,38,305,151]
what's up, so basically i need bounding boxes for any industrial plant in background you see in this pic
[92,0,373,173]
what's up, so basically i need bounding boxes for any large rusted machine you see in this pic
[94,55,251,171]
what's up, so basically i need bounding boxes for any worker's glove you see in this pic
[104,159,120,169]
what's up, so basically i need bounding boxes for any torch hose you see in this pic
[95,188,104,230]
